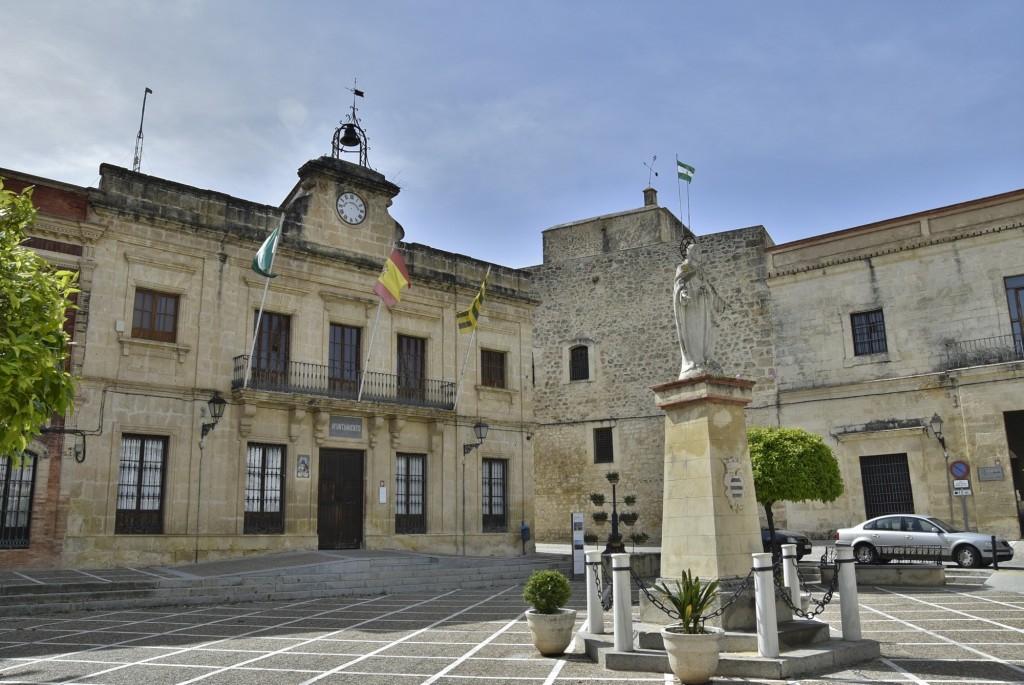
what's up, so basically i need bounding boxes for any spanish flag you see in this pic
[373,248,411,308]
[457,276,487,333]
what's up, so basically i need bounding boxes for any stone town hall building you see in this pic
[3,148,1023,569]
[2,152,538,569]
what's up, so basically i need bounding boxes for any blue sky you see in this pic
[3,1,1022,268]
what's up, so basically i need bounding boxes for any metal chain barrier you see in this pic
[630,567,678,619]
[701,569,755,624]
[585,557,614,611]
[628,566,756,629]
[770,548,841,619]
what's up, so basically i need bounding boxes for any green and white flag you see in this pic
[677,161,695,183]
[252,225,280,278]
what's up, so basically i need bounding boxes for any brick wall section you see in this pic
[0,170,91,569]
[0,171,89,220]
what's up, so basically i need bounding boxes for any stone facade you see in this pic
[5,158,537,569]
[764,190,1024,540]
[530,185,1024,545]
[528,189,774,544]
[7,156,1023,570]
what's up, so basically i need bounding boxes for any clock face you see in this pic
[336,191,366,225]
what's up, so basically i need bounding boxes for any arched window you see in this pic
[569,345,589,381]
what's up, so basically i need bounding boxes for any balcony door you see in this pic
[397,335,426,403]
[317,449,364,549]
[1007,274,1024,356]
[252,312,290,389]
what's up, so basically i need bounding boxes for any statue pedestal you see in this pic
[653,375,763,584]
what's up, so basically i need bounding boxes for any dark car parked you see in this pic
[761,527,813,560]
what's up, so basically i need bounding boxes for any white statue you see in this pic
[673,230,726,379]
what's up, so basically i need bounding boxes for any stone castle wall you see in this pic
[528,195,777,543]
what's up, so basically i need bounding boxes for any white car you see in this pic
[836,514,1015,568]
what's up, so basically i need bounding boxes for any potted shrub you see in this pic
[623,494,637,506]
[584,532,599,547]
[523,570,576,656]
[654,570,723,684]
[628,531,649,550]
[589,492,606,506]
[619,511,639,526]
[591,511,609,524]
[605,470,620,485]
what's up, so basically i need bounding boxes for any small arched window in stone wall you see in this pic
[569,345,590,381]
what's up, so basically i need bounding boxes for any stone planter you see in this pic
[660,625,723,684]
[526,608,578,656]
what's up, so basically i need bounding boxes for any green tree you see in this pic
[0,182,78,463]
[748,425,844,558]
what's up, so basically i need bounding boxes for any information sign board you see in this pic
[952,488,973,497]
[571,512,585,577]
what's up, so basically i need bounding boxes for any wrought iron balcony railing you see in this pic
[946,334,1024,369]
[231,355,456,410]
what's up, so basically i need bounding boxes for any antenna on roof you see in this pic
[644,155,658,186]
[132,87,153,173]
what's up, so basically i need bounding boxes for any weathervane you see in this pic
[332,80,369,167]
[644,155,658,186]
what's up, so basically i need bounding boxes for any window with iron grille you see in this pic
[329,323,361,395]
[851,309,887,356]
[395,453,426,534]
[1006,274,1024,355]
[594,427,614,464]
[569,345,589,381]
[245,443,285,534]
[859,453,914,520]
[481,349,506,388]
[116,435,167,534]
[482,459,507,532]
[251,312,291,388]
[397,335,426,402]
[0,454,36,549]
[132,289,179,342]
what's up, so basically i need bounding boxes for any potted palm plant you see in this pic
[523,570,576,656]
[654,570,723,684]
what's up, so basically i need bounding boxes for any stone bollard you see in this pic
[585,550,604,634]
[782,543,800,608]
[611,553,633,652]
[836,542,862,641]
[752,552,779,658]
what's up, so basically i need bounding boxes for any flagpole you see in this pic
[358,241,396,401]
[453,328,477,412]
[676,154,684,227]
[244,215,285,388]
[687,181,692,230]
[452,266,490,412]
[357,299,383,402]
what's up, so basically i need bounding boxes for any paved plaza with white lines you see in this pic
[1,573,1024,684]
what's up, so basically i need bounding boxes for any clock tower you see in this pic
[281,94,404,259]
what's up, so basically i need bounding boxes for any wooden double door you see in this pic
[317,449,364,549]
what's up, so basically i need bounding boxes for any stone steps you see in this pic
[0,554,572,616]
